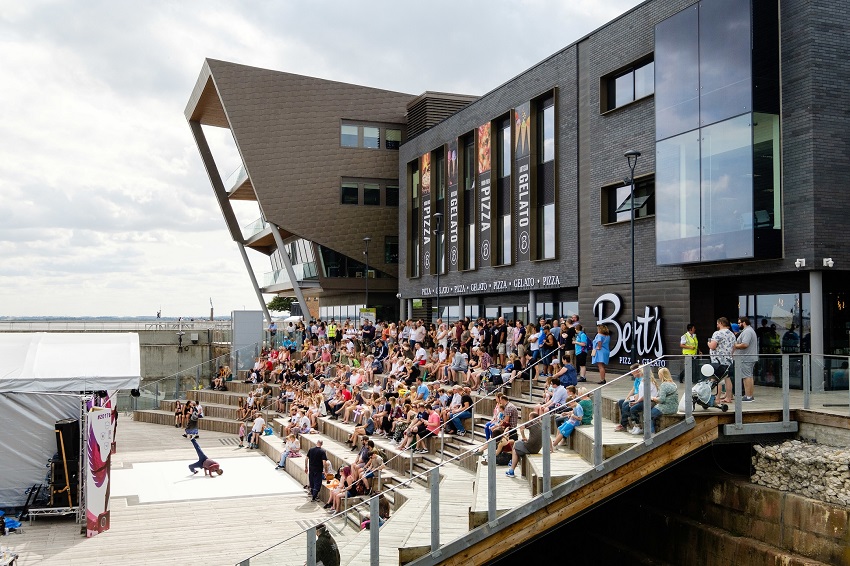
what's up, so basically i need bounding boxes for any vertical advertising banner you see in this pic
[477,123,492,268]
[85,405,114,537]
[447,139,459,271]
[515,102,532,263]
[420,152,432,273]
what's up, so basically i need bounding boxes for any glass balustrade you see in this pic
[117,342,261,412]
[225,165,248,193]
[242,217,267,240]
[263,262,318,287]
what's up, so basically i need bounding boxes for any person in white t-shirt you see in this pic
[248,412,265,449]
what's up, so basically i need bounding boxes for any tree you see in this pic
[267,296,294,313]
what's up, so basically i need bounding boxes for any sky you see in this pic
[0,0,642,318]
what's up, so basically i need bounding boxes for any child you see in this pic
[237,422,246,448]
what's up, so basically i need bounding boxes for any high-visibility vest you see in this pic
[681,332,698,355]
[328,324,337,338]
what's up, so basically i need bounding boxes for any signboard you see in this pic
[421,152,432,273]
[447,139,459,271]
[420,274,561,297]
[477,123,492,268]
[85,404,114,537]
[593,293,666,366]
[359,308,377,327]
[514,102,532,262]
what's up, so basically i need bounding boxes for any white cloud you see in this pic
[0,0,641,317]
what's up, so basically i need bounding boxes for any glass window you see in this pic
[559,301,579,321]
[655,6,699,140]
[341,183,359,205]
[465,305,480,320]
[385,236,399,264]
[386,185,399,207]
[700,114,753,261]
[499,214,512,265]
[539,102,555,163]
[341,125,359,147]
[752,112,781,256]
[538,203,556,258]
[605,176,655,224]
[499,120,511,179]
[486,307,500,320]
[363,127,380,149]
[364,183,381,206]
[536,303,554,322]
[615,72,634,108]
[464,223,476,270]
[634,61,654,100]
[385,129,402,149]
[699,0,751,127]
[655,131,701,264]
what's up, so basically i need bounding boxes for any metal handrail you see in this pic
[237,353,848,565]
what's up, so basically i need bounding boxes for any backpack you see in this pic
[559,364,578,387]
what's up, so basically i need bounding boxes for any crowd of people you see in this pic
[223,315,625,509]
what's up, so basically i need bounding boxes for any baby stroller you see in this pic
[691,363,729,412]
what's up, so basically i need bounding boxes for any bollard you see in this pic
[593,388,603,468]
[370,496,380,566]
[541,415,551,494]
[305,526,317,566]
[430,467,440,553]
[487,438,496,523]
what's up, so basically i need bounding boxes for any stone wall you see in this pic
[752,439,850,507]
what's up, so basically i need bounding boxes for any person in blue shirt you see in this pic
[573,324,589,382]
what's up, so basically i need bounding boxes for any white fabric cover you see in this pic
[0,333,141,393]
[0,392,82,507]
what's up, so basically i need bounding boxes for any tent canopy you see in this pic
[0,333,141,393]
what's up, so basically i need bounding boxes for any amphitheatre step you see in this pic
[161,399,247,421]
[133,409,243,435]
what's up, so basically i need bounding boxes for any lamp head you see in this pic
[433,212,444,232]
[363,236,371,245]
[625,149,641,171]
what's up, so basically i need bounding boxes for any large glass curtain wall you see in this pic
[655,0,781,265]
[536,98,556,259]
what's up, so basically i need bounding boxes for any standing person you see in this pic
[573,324,589,382]
[188,438,223,477]
[592,325,611,384]
[708,317,737,403]
[315,522,340,566]
[679,324,700,383]
[182,401,202,439]
[268,320,277,347]
[734,317,758,402]
[305,440,329,502]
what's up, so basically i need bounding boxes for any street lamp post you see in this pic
[363,236,371,312]
[433,212,444,324]
[624,150,641,366]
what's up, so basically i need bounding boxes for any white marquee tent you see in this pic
[0,333,141,508]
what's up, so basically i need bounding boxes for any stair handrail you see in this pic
[235,356,682,566]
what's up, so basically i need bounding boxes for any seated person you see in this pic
[551,396,585,450]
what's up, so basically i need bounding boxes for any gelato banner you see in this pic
[514,101,532,263]
[421,152,432,273]
[85,404,114,537]
[447,139,459,271]
[477,122,492,268]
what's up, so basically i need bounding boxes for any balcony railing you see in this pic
[225,165,248,193]
[242,217,267,240]
[263,262,318,287]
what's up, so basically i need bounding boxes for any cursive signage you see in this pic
[593,293,665,366]
[421,152,432,271]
